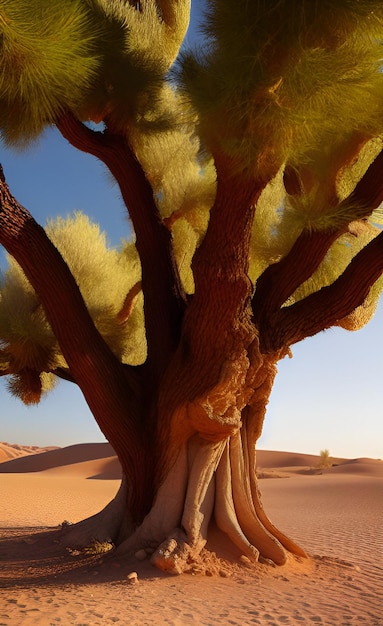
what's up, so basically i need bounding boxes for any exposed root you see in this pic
[250,475,308,559]
[63,432,307,575]
[230,432,287,565]
[215,441,260,562]
[149,431,307,573]
[151,528,196,574]
[181,438,225,546]
[246,434,308,559]
[114,443,189,556]
[151,438,225,573]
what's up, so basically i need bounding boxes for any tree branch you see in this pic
[348,146,383,210]
[56,111,186,380]
[155,0,190,30]
[192,154,268,299]
[260,230,383,352]
[253,146,383,329]
[52,367,77,384]
[252,228,342,326]
[0,166,144,478]
[186,155,266,356]
[117,280,142,324]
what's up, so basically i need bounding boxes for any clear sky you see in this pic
[0,4,382,460]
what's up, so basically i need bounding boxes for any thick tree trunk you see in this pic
[63,397,308,573]
[140,349,307,572]
[57,342,307,573]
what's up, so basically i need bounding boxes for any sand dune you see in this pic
[42,456,122,480]
[1,442,381,479]
[0,441,58,464]
[327,457,383,477]
[256,449,342,468]
[0,442,113,474]
[0,443,382,625]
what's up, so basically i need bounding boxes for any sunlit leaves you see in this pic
[180,0,383,177]
[0,0,100,144]
[45,213,146,363]
[0,213,147,403]
[0,0,191,143]
[6,370,57,405]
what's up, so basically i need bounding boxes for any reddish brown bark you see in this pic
[253,146,383,351]
[252,228,343,327]
[350,147,383,210]
[57,112,186,383]
[263,229,383,351]
[154,158,269,451]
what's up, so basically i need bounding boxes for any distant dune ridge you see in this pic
[0,442,118,477]
[0,441,59,464]
[0,441,382,479]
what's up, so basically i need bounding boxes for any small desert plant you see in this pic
[80,539,114,555]
[67,539,114,557]
[319,449,332,468]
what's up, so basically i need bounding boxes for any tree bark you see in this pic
[265,229,383,350]
[111,348,307,572]
[56,112,187,384]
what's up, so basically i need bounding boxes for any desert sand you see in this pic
[0,442,382,626]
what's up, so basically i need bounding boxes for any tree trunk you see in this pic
[143,348,307,573]
[58,345,307,573]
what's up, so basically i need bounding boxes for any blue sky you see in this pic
[0,2,382,460]
[1,127,382,460]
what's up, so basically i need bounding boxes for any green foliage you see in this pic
[0,253,63,402]
[250,177,383,331]
[44,213,147,365]
[0,213,146,403]
[2,0,383,408]
[0,0,100,145]
[249,168,290,281]
[129,84,215,264]
[0,0,190,144]
[180,1,383,177]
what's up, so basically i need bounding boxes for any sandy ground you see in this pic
[0,443,382,626]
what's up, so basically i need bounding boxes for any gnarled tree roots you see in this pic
[59,432,307,574]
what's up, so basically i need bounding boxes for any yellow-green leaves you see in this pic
[0,212,146,404]
[180,0,383,178]
[0,257,59,371]
[0,255,62,403]
[0,0,191,143]
[45,213,145,363]
[0,0,100,145]
[83,0,191,132]
[6,370,57,405]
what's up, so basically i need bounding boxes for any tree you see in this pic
[1,0,383,574]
